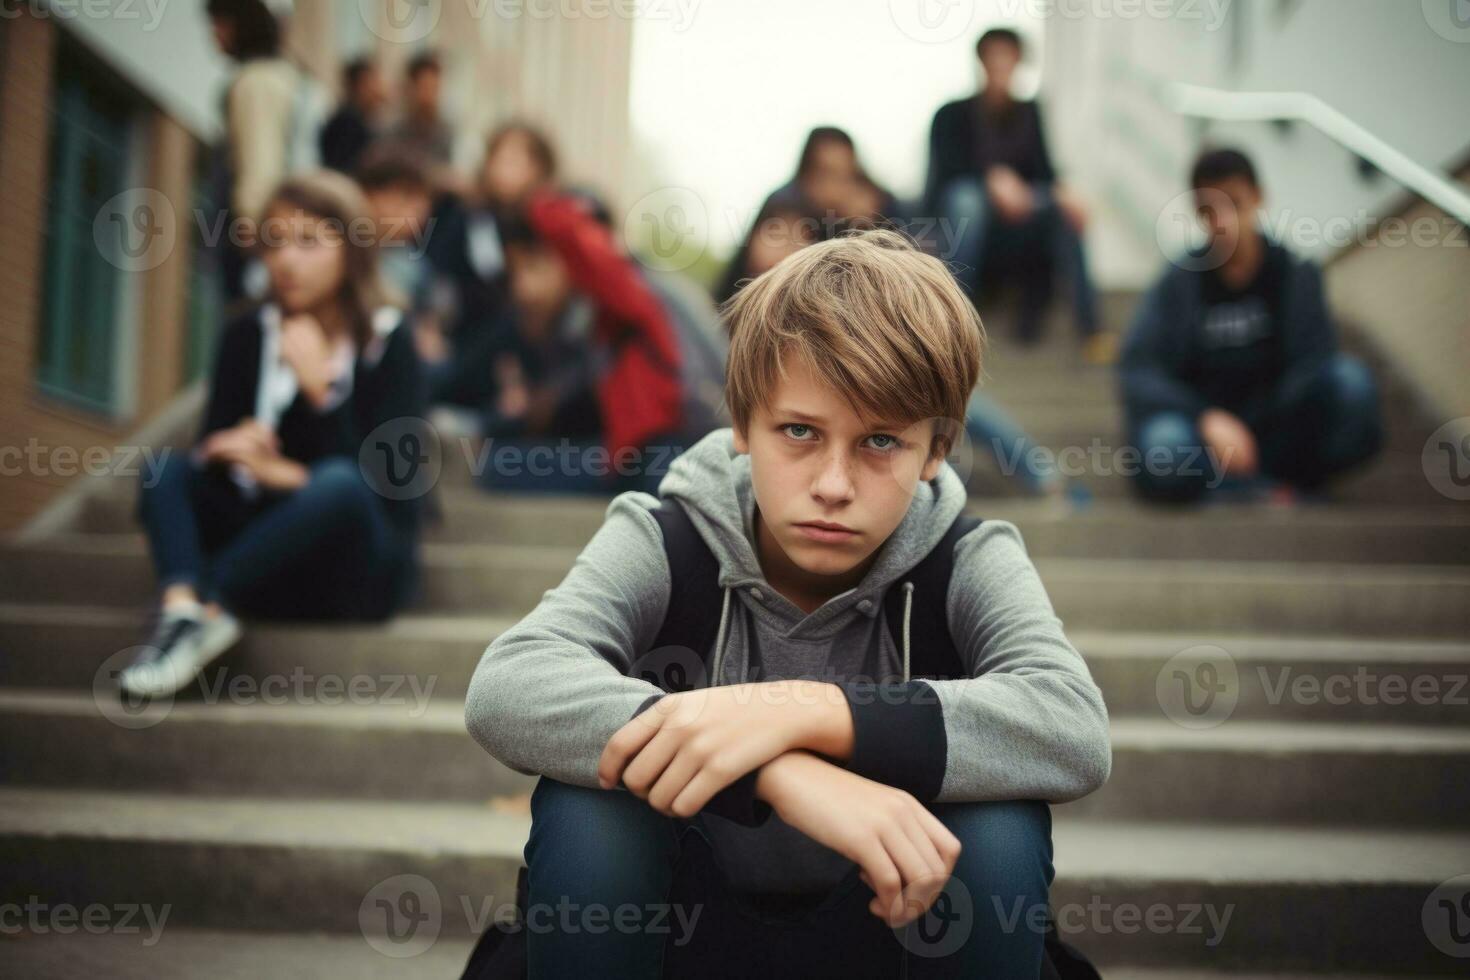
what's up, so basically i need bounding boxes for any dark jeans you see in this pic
[1129,353,1383,503]
[523,776,1054,979]
[937,177,1098,341]
[138,453,415,619]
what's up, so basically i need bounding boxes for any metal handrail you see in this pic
[1162,82,1470,226]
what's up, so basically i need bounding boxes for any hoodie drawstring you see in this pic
[710,586,732,686]
[900,581,915,684]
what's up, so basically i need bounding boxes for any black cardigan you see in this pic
[197,306,427,537]
[923,96,1057,215]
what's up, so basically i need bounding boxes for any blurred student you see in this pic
[417,122,558,414]
[319,57,387,176]
[205,0,301,303]
[478,190,684,494]
[356,148,437,310]
[1120,148,1382,504]
[924,28,1107,361]
[714,198,823,304]
[388,51,454,167]
[122,172,425,698]
[765,127,900,226]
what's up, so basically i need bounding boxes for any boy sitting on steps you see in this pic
[465,229,1112,978]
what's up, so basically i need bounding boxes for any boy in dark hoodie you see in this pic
[1120,148,1383,503]
[465,230,1111,977]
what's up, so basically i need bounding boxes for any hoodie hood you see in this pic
[657,427,969,657]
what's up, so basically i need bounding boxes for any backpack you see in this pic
[460,499,1101,979]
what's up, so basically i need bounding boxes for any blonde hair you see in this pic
[721,229,984,458]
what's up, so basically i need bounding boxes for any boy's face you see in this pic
[978,40,1020,93]
[1195,175,1263,259]
[732,354,943,581]
[366,184,432,244]
[508,242,572,334]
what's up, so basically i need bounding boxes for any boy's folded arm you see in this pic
[836,521,1112,804]
[464,493,674,790]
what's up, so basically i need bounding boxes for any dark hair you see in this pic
[355,148,431,195]
[795,126,855,180]
[495,207,544,254]
[1190,147,1259,190]
[407,50,442,80]
[976,27,1023,58]
[485,121,558,181]
[343,56,376,93]
[206,0,280,60]
[715,197,824,305]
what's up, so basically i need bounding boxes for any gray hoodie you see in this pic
[465,428,1111,894]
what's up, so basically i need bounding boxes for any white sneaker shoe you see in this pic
[119,607,242,699]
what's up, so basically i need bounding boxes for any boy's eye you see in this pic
[866,433,901,452]
[781,423,815,441]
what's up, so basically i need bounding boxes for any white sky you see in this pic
[629,0,1043,258]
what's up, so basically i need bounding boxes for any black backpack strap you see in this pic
[883,512,983,681]
[648,498,722,692]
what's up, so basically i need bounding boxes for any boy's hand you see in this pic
[756,751,961,928]
[597,680,852,818]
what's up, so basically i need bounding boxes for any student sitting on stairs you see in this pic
[1120,147,1384,505]
[465,229,1111,977]
[121,171,426,699]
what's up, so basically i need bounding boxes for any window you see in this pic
[36,38,136,413]
[182,145,222,384]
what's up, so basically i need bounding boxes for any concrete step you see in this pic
[4,607,1467,725]
[5,690,1465,826]
[75,489,1470,564]
[0,927,477,979]
[2,787,1465,972]
[5,537,1469,636]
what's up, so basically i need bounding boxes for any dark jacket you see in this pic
[198,305,427,538]
[923,96,1057,215]
[318,105,375,175]
[1118,242,1337,430]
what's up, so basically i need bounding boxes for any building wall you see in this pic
[0,12,200,532]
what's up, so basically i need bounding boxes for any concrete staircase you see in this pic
[2,304,1467,977]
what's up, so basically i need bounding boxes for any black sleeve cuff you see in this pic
[624,693,774,828]
[838,680,948,800]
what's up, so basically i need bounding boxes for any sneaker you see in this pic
[1081,331,1119,366]
[119,607,242,699]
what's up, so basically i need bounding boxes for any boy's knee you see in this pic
[939,178,987,222]
[936,800,1053,886]
[1132,412,1211,502]
[1327,354,1379,416]
[527,778,677,878]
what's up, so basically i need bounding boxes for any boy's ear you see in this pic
[920,449,944,483]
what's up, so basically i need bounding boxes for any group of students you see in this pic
[117,9,1386,975]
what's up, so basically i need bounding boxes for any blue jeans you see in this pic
[138,453,414,619]
[964,390,1058,494]
[937,177,1098,341]
[1129,353,1383,502]
[523,776,1054,979]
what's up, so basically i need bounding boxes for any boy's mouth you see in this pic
[793,520,858,544]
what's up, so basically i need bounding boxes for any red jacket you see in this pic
[526,192,684,461]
